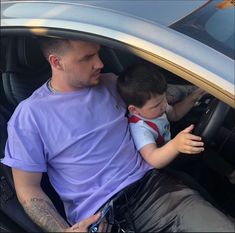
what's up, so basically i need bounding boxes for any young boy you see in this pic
[117,63,205,169]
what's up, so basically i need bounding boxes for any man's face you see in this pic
[133,93,167,120]
[60,40,104,89]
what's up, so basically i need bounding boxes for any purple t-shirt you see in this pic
[2,73,151,224]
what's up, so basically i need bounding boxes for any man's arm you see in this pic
[12,168,70,232]
[167,88,205,121]
[12,168,103,232]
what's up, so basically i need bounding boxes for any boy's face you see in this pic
[128,93,167,119]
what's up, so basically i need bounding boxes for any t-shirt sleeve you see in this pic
[1,122,47,172]
[101,73,127,109]
[129,121,156,151]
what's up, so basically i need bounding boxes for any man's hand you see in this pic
[64,212,107,232]
[189,88,206,105]
[172,124,204,154]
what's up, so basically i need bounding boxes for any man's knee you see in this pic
[177,194,235,232]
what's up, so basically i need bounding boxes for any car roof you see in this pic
[1,0,207,26]
[66,0,207,26]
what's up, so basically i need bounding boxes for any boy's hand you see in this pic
[172,124,204,154]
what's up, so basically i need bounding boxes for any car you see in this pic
[0,0,234,232]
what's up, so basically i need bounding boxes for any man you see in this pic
[1,37,234,232]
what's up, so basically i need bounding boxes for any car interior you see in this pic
[0,34,234,231]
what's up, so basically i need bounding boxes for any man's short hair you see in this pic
[37,37,72,60]
[117,62,167,107]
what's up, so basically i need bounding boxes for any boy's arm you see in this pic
[140,141,179,168]
[167,88,205,122]
[139,125,204,168]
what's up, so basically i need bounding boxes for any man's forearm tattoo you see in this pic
[22,197,69,232]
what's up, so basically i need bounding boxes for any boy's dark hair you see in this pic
[37,37,72,61]
[117,62,167,107]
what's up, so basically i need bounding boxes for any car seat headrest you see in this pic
[3,36,51,107]
[6,36,49,73]
[18,37,47,70]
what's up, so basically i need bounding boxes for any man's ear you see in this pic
[128,105,140,115]
[48,54,64,71]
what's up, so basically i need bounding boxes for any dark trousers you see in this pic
[112,169,235,232]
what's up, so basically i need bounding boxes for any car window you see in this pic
[170,1,235,60]
[205,6,234,50]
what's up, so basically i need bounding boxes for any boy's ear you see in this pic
[128,105,139,114]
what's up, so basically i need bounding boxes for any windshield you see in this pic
[170,0,234,60]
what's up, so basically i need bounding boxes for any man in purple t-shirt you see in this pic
[1,38,234,232]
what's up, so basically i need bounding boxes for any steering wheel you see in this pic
[193,97,230,144]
